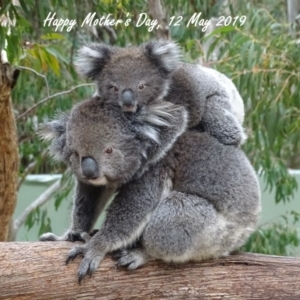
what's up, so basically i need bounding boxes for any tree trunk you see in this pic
[287,0,299,37]
[0,242,300,299]
[0,61,19,241]
[148,0,170,39]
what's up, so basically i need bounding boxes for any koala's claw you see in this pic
[66,245,85,265]
[66,244,104,284]
[111,249,126,259]
[80,232,93,243]
[67,232,85,242]
[116,249,149,270]
[90,229,99,236]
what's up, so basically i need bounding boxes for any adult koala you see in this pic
[40,97,261,284]
[75,39,246,146]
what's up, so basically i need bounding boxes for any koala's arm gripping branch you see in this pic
[0,242,300,299]
[96,173,160,251]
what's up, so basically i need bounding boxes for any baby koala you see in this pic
[40,97,260,284]
[75,39,246,146]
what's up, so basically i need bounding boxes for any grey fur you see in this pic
[74,40,246,146]
[39,98,187,242]
[38,114,70,162]
[39,97,260,284]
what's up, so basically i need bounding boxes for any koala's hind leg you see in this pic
[114,247,153,270]
[141,191,242,264]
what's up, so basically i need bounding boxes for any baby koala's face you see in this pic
[96,48,171,113]
[75,40,181,113]
[66,99,143,187]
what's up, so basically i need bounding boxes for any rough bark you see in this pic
[0,62,19,241]
[0,242,300,299]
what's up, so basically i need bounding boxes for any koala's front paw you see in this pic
[115,248,150,270]
[40,230,86,242]
[66,243,105,284]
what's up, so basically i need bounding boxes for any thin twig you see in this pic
[17,161,37,190]
[16,83,95,120]
[18,66,50,98]
[17,151,48,190]
[10,179,61,241]
[274,74,294,103]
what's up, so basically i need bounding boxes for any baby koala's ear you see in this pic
[143,39,181,75]
[74,43,114,80]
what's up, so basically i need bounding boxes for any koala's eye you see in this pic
[74,151,79,157]
[113,86,119,92]
[105,147,113,154]
[138,83,145,90]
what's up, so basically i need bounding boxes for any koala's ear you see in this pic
[38,119,65,141]
[74,43,113,79]
[38,114,69,162]
[143,40,181,74]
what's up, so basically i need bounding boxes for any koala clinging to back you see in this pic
[40,97,260,283]
[75,39,246,146]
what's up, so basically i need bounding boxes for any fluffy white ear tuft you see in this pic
[144,40,182,74]
[38,120,64,141]
[38,114,70,163]
[74,43,113,80]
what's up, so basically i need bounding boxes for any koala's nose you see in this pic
[81,157,99,179]
[121,89,134,107]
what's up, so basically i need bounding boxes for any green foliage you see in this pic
[54,170,74,211]
[1,0,299,253]
[243,213,300,256]
[202,5,300,203]
[25,207,52,236]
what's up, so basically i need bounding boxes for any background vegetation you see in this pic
[1,0,299,255]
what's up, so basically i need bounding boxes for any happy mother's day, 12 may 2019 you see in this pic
[43,12,247,33]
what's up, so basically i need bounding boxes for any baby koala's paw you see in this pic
[202,111,247,147]
[214,126,247,146]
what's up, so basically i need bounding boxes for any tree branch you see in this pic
[18,160,38,190]
[16,83,95,120]
[17,66,50,98]
[0,243,300,299]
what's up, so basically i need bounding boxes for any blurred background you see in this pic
[0,0,300,256]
